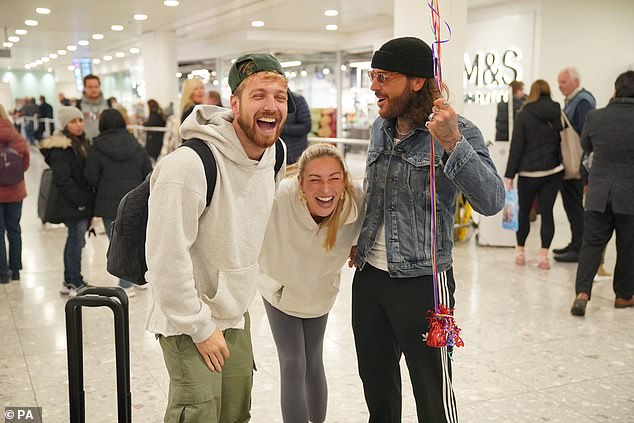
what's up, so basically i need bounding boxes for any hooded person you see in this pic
[84,108,152,296]
[504,79,564,270]
[145,53,289,423]
[39,106,94,296]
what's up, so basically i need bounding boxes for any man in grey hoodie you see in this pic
[145,53,292,423]
[76,74,111,141]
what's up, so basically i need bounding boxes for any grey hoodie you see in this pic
[78,94,110,141]
[145,105,283,343]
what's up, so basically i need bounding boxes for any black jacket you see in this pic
[581,97,634,215]
[39,132,93,222]
[144,111,166,160]
[505,95,562,178]
[281,92,312,164]
[84,129,152,217]
[495,96,525,141]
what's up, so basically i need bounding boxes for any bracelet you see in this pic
[447,139,462,155]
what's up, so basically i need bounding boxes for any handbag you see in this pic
[560,112,583,180]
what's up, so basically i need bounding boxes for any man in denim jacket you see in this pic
[351,37,505,423]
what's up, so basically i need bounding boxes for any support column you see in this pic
[394,0,468,113]
[141,31,178,110]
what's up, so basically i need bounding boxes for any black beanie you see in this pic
[371,37,434,78]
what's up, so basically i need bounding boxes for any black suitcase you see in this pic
[65,287,132,423]
[37,168,63,224]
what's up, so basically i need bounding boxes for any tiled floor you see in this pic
[1,146,632,422]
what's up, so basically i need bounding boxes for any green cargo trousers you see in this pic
[158,313,254,423]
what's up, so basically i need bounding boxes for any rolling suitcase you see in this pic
[65,287,132,423]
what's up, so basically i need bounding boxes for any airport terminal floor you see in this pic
[1,146,632,422]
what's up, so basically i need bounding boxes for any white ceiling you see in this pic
[0,0,393,71]
[0,0,507,72]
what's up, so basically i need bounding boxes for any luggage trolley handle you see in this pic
[79,287,131,385]
[65,288,132,423]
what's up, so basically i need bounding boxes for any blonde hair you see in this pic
[289,143,356,251]
[526,79,552,104]
[0,104,8,120]
[179,78,204,118]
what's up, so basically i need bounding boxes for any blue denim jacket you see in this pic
[356,115,505,277]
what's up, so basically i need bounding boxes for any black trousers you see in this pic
[560,179,585,250]
[575,202,634,300]
[352,264,458,423]
[516,172,563,248]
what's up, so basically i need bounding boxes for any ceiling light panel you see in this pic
[251,21,264,27]
[78,40,90,46]
[324,10,339,16]
[25,20,39,26]
[15,29,28,35]
[163,0,180,6]
[134,14,148,21]
[36,8,51,14]
[92,33,104,40]
[111,25,124,31]
[67,45,77,51]
[326,24,338,31]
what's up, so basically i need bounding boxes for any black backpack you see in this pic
[106,138,285,285]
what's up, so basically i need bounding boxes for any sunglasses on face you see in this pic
[367,70,399,84]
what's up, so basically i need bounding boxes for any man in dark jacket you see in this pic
[280,91,312,164]
[570,70,634,316]
[554,67,596,262]
[36,95,54,140]
[495,80,525,141]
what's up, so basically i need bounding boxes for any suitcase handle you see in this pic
[65,288,132,422]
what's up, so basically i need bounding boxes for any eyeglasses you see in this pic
[367,70,398,84]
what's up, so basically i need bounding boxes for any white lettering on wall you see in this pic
[463,48,523,105]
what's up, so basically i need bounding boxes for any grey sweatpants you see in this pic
[263,299,329,423]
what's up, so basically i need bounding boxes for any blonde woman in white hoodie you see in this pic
[258,143,364,423]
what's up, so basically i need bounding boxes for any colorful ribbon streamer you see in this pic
[425,0,464,353]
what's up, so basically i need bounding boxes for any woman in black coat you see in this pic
[504,80,563,270]
[40,106,94,295]
[144,99,166,161]
[85,109,152,295]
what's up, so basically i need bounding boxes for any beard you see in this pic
[236,109,284,149]
[378,87,417,121]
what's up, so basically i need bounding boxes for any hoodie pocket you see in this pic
[201,263,259,321]
[277,276,340,317]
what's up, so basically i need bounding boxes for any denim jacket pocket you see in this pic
[201,263,258,322]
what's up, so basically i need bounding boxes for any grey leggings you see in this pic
[263,299,329,423]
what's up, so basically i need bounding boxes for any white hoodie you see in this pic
[258,177,364,318]
[145,105,283,343]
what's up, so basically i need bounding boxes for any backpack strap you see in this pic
[180,139,217,207]
[274,138,285,177]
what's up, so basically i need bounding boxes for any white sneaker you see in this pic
[120,286,136,298]
[135,284,148,290]
[59,283,73,295]
[61,282,87,297]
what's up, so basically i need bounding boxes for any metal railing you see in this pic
[126,125,370,148]
[14,116,56,140]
